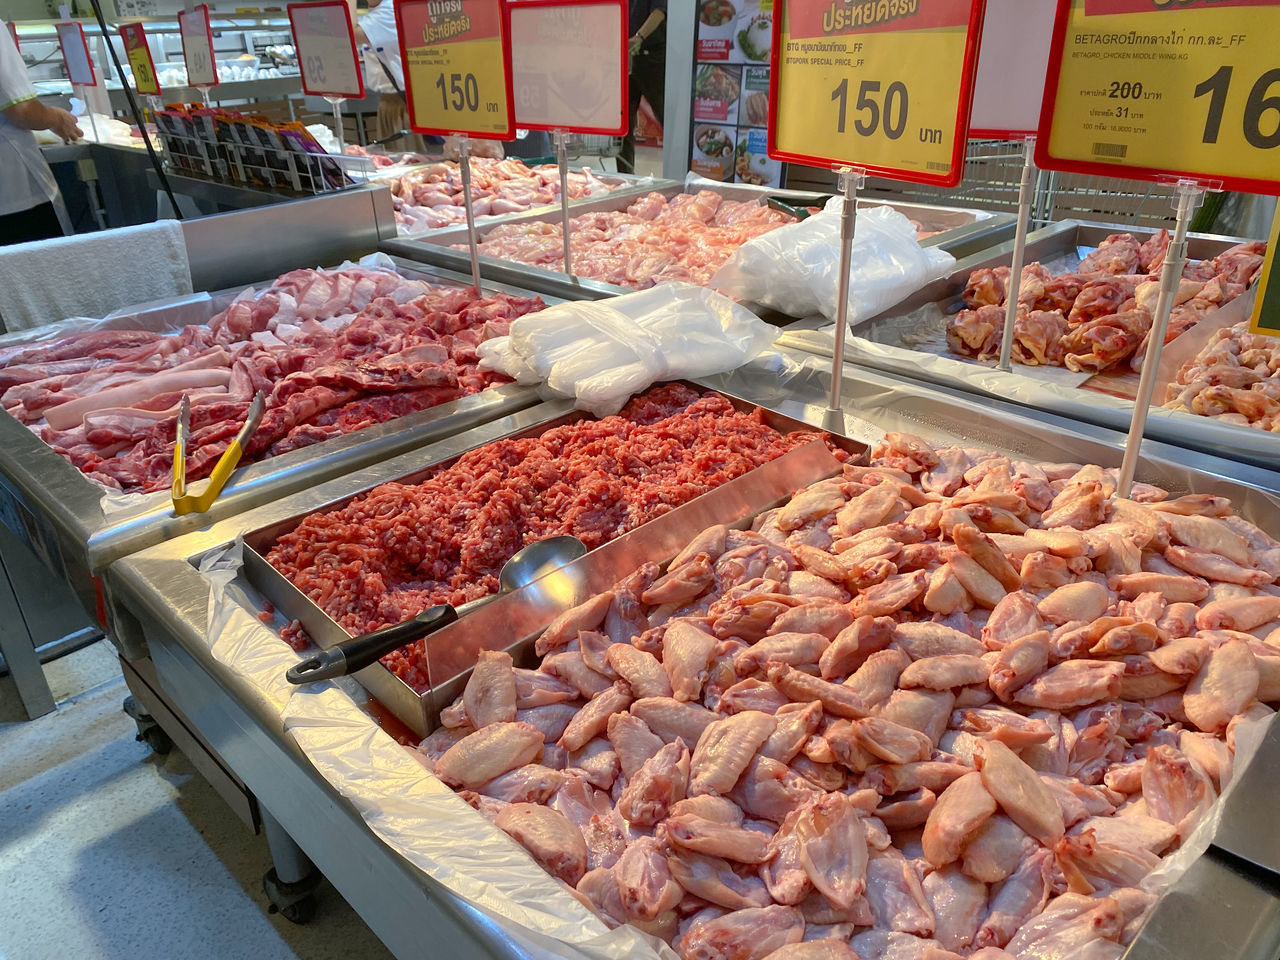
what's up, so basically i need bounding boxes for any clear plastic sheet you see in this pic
[710,201,956,322]
[476,283,777,417]
[200,540,676,960]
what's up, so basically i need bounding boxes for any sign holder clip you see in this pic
[827,164,866,420]
[1116,178,1213,498]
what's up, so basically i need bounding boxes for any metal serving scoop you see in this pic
[285,535,588,684]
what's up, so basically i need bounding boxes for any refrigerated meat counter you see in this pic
[778,220,1280,476]
[380,180,1016,307]
[103,350,1280,959]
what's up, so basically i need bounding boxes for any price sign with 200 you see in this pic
[1038,0,1280,196]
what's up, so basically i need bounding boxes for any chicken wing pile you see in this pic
[1164,321,1280,430]
[413,431,1280,960]
[946,232,1265,376]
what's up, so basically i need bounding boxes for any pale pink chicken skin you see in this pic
[412,430,1280,960]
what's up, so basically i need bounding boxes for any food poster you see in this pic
[695,0,772,63]
[733,126,783,186]
[691,122,737,180]
[736,65,768,128]
[693,64,741,124]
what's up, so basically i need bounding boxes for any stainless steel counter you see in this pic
[0,193,560,636]
[104,350,1280,960]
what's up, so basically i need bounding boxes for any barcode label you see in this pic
[926,161,950,171]
[1091,142,1128,159]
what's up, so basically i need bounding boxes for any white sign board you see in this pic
[179,4,218,88]
[969,0,1056,138]
[56,21,96,86]
[289,2,364,100]
[508,0,627,135]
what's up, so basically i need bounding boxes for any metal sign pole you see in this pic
[1116,180,1207,498]
[325,96,346,154]
[458,134,483,293]
[828,164,866,414]
[997,136,1036,372]
[555,129,573,278]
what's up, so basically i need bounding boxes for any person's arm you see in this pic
[3,98,82,142]
[630,9,665,54]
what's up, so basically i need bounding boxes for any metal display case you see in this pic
[0,190,557,634]
[778,220,1279,475]
[104,351,1280,960]
[381,181,1016,304]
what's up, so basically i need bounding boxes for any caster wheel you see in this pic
[276,893,317,925]
[263,867,322,925]
[143,726,173,755]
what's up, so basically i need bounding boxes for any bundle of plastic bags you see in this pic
[477,282,777,417]
[710,200,956,324]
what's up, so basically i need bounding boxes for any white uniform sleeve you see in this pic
[0,26,36,112]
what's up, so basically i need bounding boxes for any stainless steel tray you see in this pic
[105,350,1280,960]
[0,255,559,627]
[778,219,1279,469]
[380,182,1016,305]
[233,385,861,736]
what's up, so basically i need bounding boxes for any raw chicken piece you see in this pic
[494,802,588,884]
[1014,661,1124,710]
[1141,744,1214,838]
[1012,309,1069,366]
[608,644,674,699]
[632,697,717,745]
[820,615,896,680]
[961,813,1033,883]
[975,739,1065,845]
[865,849,936,936]
[617,740,690,826]
[922,772,997,867]
[613,835,682,920]
[1069,814,1175,855]
[1055,829,1160,894]
[760,942,859,960]
[731,756,821,824]
[668,850,772,910]
[481,764,564,803]
[1004,892,1123,957]
[736,632,831,676]
[893,622,986,659]
[946,305,1005,360]
[1183,639,1258,732]
[537,592,614,656]
[690,711,778,796]
[678,905,805,960]
[434,721,545,789]
[793,792,869,908]
[1079,233,1142,274]
[558,680,634,751]
[665,814,772,863]
[899,654,989,691]
[664,621,720,701]
[463,649,518,727]
[988,631,1049,701]
[1037,581,1109,625]
[972,848,1053,949]
[924,864,988,951]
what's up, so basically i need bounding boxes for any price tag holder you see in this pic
[767,0,986,185]
[179,4,219,88]
[1250,207,1280,337]
[1037,0,1280,195]
[969,0,1056,137]
[120,23,161,97]
[56,21,96,86]
[394,0,516,138]
[506,0,627,134]
[288,1,365,100]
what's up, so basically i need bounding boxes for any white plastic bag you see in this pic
[477,282,778,417]
[710,201,956,324]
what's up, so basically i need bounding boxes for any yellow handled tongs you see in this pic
[171,389,266,516]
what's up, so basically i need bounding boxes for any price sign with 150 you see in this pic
[393,0,515,138]
[120,22,160,96]
[1037,0,1280,195]
[767,0,986,186]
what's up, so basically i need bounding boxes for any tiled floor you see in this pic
[0,641,394,960]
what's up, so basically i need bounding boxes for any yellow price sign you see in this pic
[394,0,515,139]
[1249,205,1280,336]
[767,0,986,186]
[119,23,160,97]
[1037,0,1280,194]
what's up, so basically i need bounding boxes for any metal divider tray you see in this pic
[379,181,1016,305]
[0,255,560,626]
[778,219,1277,469]
[233,384,861,736]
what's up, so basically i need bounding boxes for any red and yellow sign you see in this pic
[1037,0,1280,195]
[394,0,515,139]
[120,23,160,96]
[767,0,986,185]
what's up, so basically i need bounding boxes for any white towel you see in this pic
[0,219,193,332]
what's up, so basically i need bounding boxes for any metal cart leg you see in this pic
[0,549,55,720]
[261,808,322,924]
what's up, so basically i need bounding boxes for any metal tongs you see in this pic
[171,390,266,516]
